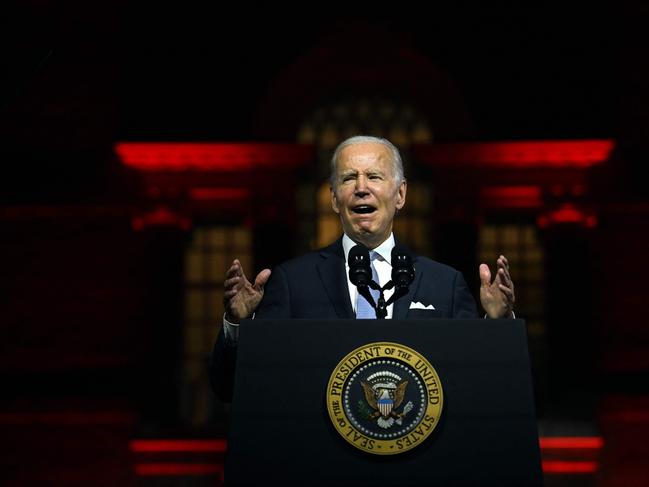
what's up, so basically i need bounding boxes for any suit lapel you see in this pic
[316,239,355,319]
[393,255,423,320]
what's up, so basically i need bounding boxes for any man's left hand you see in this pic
[479,255,515,319]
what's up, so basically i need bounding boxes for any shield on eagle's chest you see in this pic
[377,389,394,417]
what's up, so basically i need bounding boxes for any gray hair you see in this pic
[329,135,405,188]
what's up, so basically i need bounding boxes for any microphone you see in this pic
[348,244,378,310]
[348,244,372,288]
[390,244,415,302]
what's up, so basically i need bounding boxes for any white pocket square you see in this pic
[409,301,435,310]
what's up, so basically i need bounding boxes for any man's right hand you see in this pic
[223,259,271,323]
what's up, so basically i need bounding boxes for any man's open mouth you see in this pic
[352,205,376,214]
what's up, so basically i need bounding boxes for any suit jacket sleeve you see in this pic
[207,326,238,402]
[255,265,292,319]
[452,270,480,319]
[207,265,291,402]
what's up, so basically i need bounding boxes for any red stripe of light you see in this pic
[540,436,604,449]
[542,461,598,474]
[189,188,249,201]
[135,461,597,477]
[129,439,227,453]
[130,437,604,476]
[537,204,598,229]
[115,142,312,172]
[416,140,614,168]
[134,463,223,476]
[481,186,542,208]
[129,436,604,452]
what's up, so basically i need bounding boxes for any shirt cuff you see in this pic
[483,311,516,319]
[222,314,240,345]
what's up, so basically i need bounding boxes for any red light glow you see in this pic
[481,186,542,208]
[131,206,192,231]
[130,439,227,453]
[542,461,598,474]
[417,140,614,168]
[540,437,604,449]
[115,142,313,172]
[548,206,585,223]
[128,436,606,477]
[189,188,249,201]
[537,203,598,228]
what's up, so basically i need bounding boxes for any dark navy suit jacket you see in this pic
[208,238,479,400]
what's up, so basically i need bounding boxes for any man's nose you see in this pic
[354,175,369,194]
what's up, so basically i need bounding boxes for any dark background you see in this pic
[2,1,648,486]
[1,2,630,143]
[5,2,645,198]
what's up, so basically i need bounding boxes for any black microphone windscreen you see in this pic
[348,244,369,263]
[391,244,415,286]
[348,244,371,287]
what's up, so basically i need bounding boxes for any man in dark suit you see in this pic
[210,135,515,400]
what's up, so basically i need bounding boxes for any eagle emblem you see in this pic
[327,342,443,455]
[358,371,414,429]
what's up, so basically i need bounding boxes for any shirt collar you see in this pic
[342,233,395,265]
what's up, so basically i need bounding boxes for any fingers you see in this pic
[253,269,272,291]
[479,263,491,286]
[498,283,516,303]
[496,255,514,291]
[498,266,513,281]
[225,259,243,279]
[497,255,516,308]
[223,260,266,321]
[480,256,513,287]
[496,268,508,285]
[224,276,243,291]
[480,255,516,318]
[224,260,248,300]
[495,255,507,275]
[225,259,252,291]
[224,263,270,303]
[223,288,239,300]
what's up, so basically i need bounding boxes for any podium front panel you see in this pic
[225,319,542,487]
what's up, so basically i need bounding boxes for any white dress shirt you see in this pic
[342,233,396,318]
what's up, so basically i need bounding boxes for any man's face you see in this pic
[331,142,407,248]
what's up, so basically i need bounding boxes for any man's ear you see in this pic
[331,186,340,214]
[395,180,407,210]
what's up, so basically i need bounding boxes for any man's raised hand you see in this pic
[223,259,271,323]
[479,254,515,319]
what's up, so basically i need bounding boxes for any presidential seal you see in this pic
[326,342,443,455]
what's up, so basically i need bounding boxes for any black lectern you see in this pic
[225,319,542,487]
